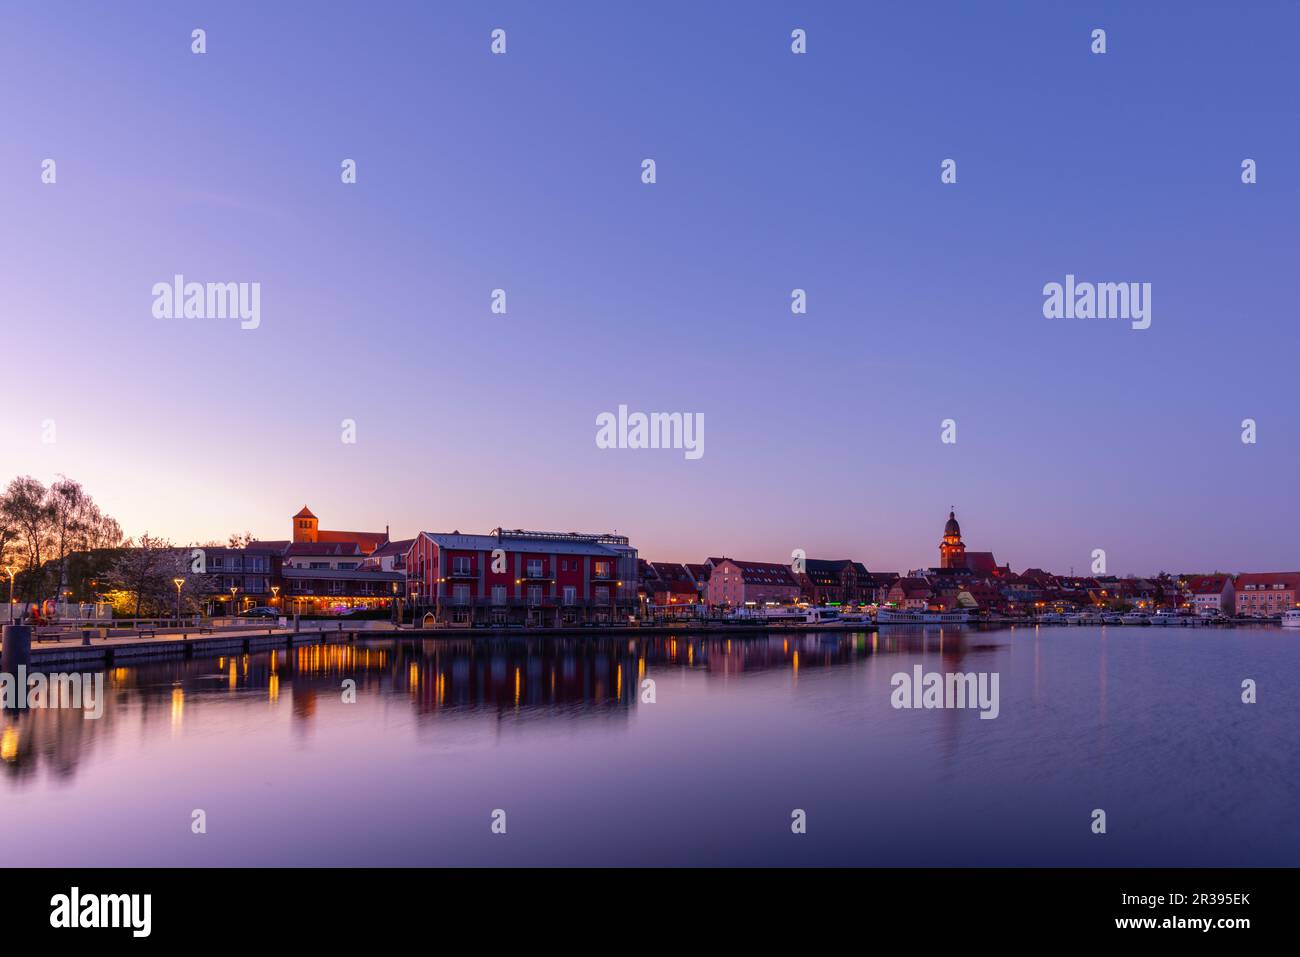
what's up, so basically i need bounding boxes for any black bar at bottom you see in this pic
[0,867,1281,942]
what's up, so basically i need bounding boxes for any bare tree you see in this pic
[105,534,182,618]
[0,475,126,610]
[0,476,52,602]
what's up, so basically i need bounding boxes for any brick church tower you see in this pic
[293,506,319,543]
[939,509,967,569]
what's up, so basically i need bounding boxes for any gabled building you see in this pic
[362,538,416,573]
[1185,574,1234,616]
[706,559,800,609]
[1234,572,1300,618]
[862,572,900,605]
[641,561,703,616]
[886,577,932,610]
[796,559,873,605]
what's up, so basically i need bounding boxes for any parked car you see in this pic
[243,607,279,618]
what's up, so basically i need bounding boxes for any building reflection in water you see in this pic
[0,626,988,784]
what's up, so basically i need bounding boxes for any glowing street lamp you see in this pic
[271,585,280,607]
[230,586,239,617]
[173,577,185,623]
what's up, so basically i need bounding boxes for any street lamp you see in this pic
[230,586,239,618]
[173,577,185,624]
[271,585,280,607]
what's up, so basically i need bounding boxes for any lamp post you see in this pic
[412,582,420,628]
[230,586,239,619]
[173,577,185,626]
[271,585,280,616]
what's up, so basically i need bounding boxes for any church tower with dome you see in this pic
[939,509,967,569]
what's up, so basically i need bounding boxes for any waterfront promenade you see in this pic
[16,618,891,668]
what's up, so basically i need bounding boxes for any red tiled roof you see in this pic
[1235,572,1300,589]
[247,540,290,553]
[715,559,798,587]
[369,538,414,558]
[316,529,387,552]
[294,506,316,519]
[894,577,931,596]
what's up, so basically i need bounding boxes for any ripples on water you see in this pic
[1,626,1296,866]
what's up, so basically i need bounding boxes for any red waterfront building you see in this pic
[404,527,639,626]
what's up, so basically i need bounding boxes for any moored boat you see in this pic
[875,607,971,625]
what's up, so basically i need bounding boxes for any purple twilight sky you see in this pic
[2,1,1296,576]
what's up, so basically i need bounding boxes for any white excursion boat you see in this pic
[1036,613,1068,624]
[1282,610,1300,628]
[1120,612,1151,625]
[753,606,842,625]
[875,607,971,625]
[1150,609,1183,626]
[799,606,843,625]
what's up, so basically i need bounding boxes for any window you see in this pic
[527,559,544,578]
[453,556,471,576]
[563,586,576,605]
[594,561,611,578]
[492,585,507,606]
[595,586,609,603]
[527,586,542,606]
[452,585,470,606]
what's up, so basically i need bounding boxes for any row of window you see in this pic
[449,557,614,577]
[448,584,612,605]
[210,557,269,572]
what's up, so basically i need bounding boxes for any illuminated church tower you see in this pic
[293,506,319,543]
[939,509,967,569]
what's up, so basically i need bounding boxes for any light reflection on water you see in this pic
[1,626,1296,866]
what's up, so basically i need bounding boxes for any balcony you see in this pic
[446,566,478,580]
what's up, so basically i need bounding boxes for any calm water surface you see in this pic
[2,625,1296,866]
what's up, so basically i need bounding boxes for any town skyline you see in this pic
[0,469,1281,580]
